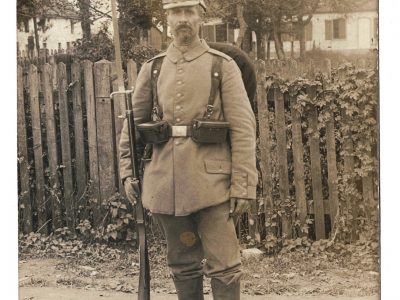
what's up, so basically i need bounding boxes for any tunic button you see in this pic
[177,80,183,85]
[179,59,185,63]
[177,93,182,97]
[178,69,183,73]
[176,118,181,122]
[176,105,181,110]
[175,141,180,145]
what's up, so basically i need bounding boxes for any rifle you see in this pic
[109,0,150,299]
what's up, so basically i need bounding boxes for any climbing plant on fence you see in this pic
[253,60,378,253]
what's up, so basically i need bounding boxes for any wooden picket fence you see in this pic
[17,58,138,235]
[247,58,378,242]
[17,56,378,241]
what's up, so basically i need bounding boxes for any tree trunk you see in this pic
[266,33,271,61]
[33,17,40,57]
[242,28,252,53]
[298,26,306,61]
[79,0,91,40]
[255,30,266,61]
[236,1,248,49]
[273,24,285,60]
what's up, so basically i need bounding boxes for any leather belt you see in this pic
[170,125,192,137]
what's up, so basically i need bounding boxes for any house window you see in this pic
[58,43,62,49]
[70,20,74,34]
[43,42,47,49]
[202,25,216,42]
[215,24,227,42]
[333,18,346,39]
[325,18,346,40]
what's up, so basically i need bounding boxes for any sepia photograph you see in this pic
[13,0,383,299]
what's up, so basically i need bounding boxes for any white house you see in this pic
[17,1,167,57]
[283,0,378,55]
[17,3,83,57]
[201,0,378,58]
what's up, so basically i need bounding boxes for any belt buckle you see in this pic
[172,126,187,137]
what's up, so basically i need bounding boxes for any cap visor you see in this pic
[164,1,200,9]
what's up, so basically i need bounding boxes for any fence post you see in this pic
[83,60,101,225]
[94,59,117,205]
[306,85,326,240]
[255,60,274,242]
[289,86,308,237]
[71,62,88,205]
[17,65,32,233]
[111,62,126,194]
[322,59,339,230]
[58,62,75,230]
[28,64,48,234]
[272,83,291,238]
[42,64,63,230]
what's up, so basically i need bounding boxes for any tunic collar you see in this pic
[166,39,210,63]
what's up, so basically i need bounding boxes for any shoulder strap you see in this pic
[204,55,223,119]
[150,56,165,120]
[207,48,233,61]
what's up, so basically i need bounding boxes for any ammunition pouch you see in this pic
[137,119,230,144]
[191,119,230,144]
[136,120,170,144]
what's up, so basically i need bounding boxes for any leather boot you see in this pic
[211,278,240,300]
[173,276,204,300]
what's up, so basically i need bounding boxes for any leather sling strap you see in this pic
[151,56,165,120]
[204,55,223,119]
[150,54,223,122]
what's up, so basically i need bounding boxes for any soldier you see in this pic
[119,0,257,299]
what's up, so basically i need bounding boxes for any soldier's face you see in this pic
[167,5,202,45]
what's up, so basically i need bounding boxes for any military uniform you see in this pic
[119,3,257,299]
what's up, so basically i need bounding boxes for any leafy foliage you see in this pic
[252,61,378,252]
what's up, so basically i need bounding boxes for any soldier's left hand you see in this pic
[229,198,251,217]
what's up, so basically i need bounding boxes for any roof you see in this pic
[18,0,80,20]
[316,0,377,14]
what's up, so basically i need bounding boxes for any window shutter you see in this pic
[339,18,346,39]
[215,24,227,42]
[325,20,332,40]
[202,25,215,42]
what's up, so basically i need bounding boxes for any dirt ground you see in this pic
[18,231,379,300]
[18,252,379,300]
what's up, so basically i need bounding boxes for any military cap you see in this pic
[162,0,207,11]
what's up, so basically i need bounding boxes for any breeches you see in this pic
[153,201,242,285]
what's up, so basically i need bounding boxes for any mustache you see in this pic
[176,24,192,30]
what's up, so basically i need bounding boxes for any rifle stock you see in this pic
[109,0,150,297]
[124,92,151,300]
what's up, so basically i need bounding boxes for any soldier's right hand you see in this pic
[124,177,140,205]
